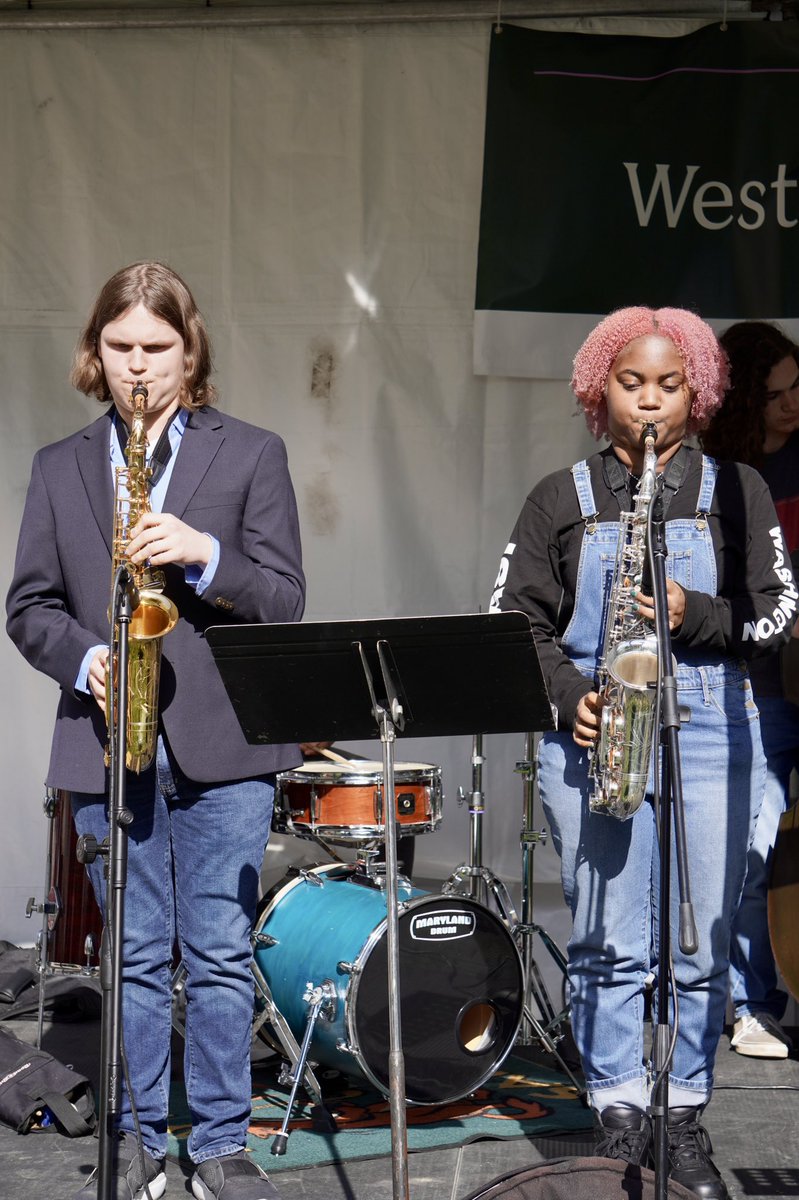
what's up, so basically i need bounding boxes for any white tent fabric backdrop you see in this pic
[1,15,709,946]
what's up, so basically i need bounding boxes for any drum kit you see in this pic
[252,736,578,1155]
[27,735,577,1155]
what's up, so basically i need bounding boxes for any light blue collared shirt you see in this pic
[75,408,220,694]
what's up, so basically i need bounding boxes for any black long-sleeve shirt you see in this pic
[489,445,797,731]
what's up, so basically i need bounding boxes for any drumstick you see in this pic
[317,746,372,770]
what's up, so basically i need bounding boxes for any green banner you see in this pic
[474,22,799,378]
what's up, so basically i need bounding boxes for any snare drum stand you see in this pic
[514,734,581,1091]
[25,786,59,1049]
[443,734,519,924]
[445,734,580,1092]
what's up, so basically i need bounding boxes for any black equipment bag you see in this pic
[460,1156,697,1200]
[0,1027,96,1136]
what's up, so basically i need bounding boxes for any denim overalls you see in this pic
[537,456,765,1111]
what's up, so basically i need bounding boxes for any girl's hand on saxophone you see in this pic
[635,578,686,631]
[127,512,213,570]
[88,646,109,710]
[574,690,605,747]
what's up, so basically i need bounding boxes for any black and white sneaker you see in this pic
[191,1151,282,1200]
[73,1132,167,1200]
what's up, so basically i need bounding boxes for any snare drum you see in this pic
[273,760,442,846]
[251,863,523,1104]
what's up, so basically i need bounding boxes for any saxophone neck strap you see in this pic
[604,444,689,518]
[115,411,174,489]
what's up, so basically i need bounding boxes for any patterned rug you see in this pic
[167,1055,592,1173]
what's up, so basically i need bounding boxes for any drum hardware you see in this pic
[514,734,581,1092]
[249,942,325,1108]
[294,866,326,887]
[443,733,520,925]
[348,849,415,893]
[162,942,328,1110]
[80,933,98,973]
[25,786,60,1048]
[445,734,581,1094]
[269,979,337,1157]
[26,787,103,1047]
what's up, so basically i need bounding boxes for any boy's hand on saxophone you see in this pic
[88,647,109,710]
[126,511,213,570]
[635,578,686,631]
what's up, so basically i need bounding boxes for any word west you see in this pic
[623,162,797,230]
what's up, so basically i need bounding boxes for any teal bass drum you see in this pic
[252,864,524,1105]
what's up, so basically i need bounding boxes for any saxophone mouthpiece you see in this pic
[131,382,149,405]
[641,422,658,446]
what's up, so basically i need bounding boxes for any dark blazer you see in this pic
[6,405,305,793]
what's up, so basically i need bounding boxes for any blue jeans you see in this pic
[538,663,764,1111]
[72,736,274,1163]
[729,693,799,1020]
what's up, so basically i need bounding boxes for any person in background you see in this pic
[490,307,795,1199]
[700,320,799,1060]
[6,261,304,1200]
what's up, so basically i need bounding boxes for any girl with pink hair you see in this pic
[490,307,794,1200]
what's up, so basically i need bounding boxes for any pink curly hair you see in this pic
[571,307,730,439]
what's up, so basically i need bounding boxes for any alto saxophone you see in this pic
[588,424,660,819]
[106,383,179,772]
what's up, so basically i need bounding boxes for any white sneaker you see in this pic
[731,1012,792,1059]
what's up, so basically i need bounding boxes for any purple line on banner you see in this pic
[535,67,799,81]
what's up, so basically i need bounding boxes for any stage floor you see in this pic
[1,988,797,1200]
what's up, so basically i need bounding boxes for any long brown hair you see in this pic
[71,261,217,410]
[700,321,799,467]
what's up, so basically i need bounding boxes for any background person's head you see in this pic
[701,321,799,465]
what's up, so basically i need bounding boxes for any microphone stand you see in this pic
[355,639,410,1200]
[78,565,138,1200]
[646,486,698,1200]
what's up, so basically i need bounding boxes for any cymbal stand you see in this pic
[514,734,580,1091]
[444,734,580,1090]
[442,734,519,926]
[25,786,59,1048]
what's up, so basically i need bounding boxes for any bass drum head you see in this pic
[351,893,523,1104]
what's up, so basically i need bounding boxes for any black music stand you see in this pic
[207,610,553,1200]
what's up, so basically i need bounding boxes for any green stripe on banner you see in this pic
[474,22,799,378]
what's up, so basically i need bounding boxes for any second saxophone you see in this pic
[588,422,661,820]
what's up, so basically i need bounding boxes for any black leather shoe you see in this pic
[594,1103,652,1166]
[667,1107,730,1200]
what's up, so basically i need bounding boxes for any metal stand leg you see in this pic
[249,948,326,1106]
[444,735,519,924]
[515,734,583,1093]
[269,980,336,1157]
[446,733,582,1094]
[25,787,59,1049]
